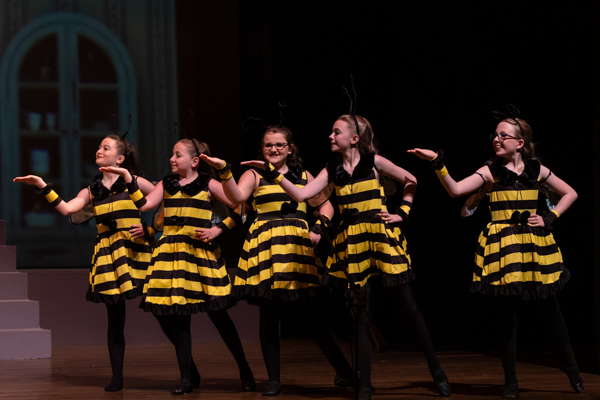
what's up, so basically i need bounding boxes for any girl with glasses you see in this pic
[409,110,583,399]
[14,133,155,392]
[242,116,451,400]
[100,138,255,395]
[201,124,354,396]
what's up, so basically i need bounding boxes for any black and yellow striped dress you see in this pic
[325,153,414,289]
[232,164,322,301]
[470,159,570,300]
[140,174,232,314]
[88,175,153,303]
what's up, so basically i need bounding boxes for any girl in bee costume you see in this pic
[201,123,355,397]
[15,131,155,392]
[409,105,584,399]
[102,136,255,395]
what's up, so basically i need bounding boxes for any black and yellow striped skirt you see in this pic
[326,217,414,289]
[470,222,570,300]
[140,234,232,314]
[87,230,152,303]
[233,218,322,302]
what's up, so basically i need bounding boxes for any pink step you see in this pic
[0,328,51,359]
[0,272,28,300]
[0,300,40,329]
[0,246,16,272]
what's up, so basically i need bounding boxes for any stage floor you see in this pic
[1,339,598,399]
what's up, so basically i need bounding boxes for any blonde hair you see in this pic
[337,114,378,154]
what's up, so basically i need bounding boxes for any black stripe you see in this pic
[254,192,296,205]
[337,188,382,205]
[164,197,211,210]
[245,253,320,277]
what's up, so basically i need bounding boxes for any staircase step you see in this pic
[0,272,28,300]
[0,246,16,272]
[0,300,40,329]
[0,328,51,359]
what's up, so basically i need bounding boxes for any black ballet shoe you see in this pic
[432,371,451,397]
[240,369,256,392]
[104,379,123,392]
[502,383,519,399]
[171,383,193,395]
[560,365,585,394]
[358,388,372,400]
[262,381,281,396]
[334,373,354,388]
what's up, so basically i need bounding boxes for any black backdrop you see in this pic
[177,0,595,359]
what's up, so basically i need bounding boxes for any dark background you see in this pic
[175,0,595,360]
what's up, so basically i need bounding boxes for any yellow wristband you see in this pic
[436,165,449,178]
[219,160,227,169]
[274,173,284,184]
[220,170,233,180]
[400,205,411,215]
[551,209,560,218]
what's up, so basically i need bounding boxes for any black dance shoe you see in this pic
[560,365,585,394]
[334,373,354,388]
[240,369,256,392]
[171,383,193,395]
[502,383,519,399]
[358,388,372,400]
[432,370,451,397]
[104,379,123,392]
[262,381,281,396]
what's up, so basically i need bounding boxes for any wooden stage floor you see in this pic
[1,339,598,399]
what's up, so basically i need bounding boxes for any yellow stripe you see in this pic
[489,189,538,202]
[491,209,536,221]
[45,190,59,203]
[129,189,144,202]
[164,206,212,220]
[336,179,381,197]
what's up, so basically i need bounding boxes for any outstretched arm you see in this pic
[241,160,330,202]
[408,148,491,197]
[13,175,90,215]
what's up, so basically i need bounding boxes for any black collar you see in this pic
[486,158,540,187]
[90,174,127,200]
[326,153,375,186]
[163,173,211,196]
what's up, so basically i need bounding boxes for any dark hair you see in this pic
[337,114,378,155]
[502,117,536,159]
[105,134,141,176]
[177,138,214,176]
[258,125,302,164]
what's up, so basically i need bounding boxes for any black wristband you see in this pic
[34,183,53,195]
[261,162,283,182]
[430,149,445,170]
[309,223,323,235]
[542,211,557,230]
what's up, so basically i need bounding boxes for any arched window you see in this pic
[0,12,137,267]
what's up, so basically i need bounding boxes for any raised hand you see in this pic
[240,160,266,170]
[199,154,227,169]
[407,148,437,161]
[98,166,132,182]
[13,175,46,188]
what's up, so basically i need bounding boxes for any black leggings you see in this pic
[259,299,353,383]
[355,282,443,390]
[498,295,579,385]
[105,301,127,384]
[154,314,193,385]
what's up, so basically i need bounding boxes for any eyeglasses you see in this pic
[490,132,519,142]
[263,143,288,150]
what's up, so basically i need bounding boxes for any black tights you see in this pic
[259,299,353,383]
[105,301,126,387]
[498,295,579,386]
[155,310,252,385]
[154,314,193,385]
[355,282,443,390]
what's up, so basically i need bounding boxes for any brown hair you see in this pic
[258,125,302,164]
[105,134,141,175]
[177,138,214,176]
[337,114,378,155]
[503,118,536,159]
